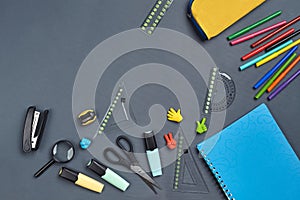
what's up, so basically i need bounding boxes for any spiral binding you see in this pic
[199,150,236,200]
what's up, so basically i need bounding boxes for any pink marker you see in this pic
[230,21,286,46]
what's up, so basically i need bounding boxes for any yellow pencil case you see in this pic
[187,0,266,40]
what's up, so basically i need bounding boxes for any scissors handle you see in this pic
[116,135,133,152]
[103,147,131,168]
[116,135,140,164]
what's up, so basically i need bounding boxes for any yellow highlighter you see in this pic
[59,167,104,193]
[256,39,300,67]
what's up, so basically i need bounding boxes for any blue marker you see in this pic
[253,46,298,89]
[239,40,293,71]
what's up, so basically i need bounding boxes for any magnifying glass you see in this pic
[34,140,75,178]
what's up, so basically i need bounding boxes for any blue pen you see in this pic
[239,40,293,71]
[253,46,298,89]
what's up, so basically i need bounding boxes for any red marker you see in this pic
[242,29,294,61]
[230,21,286,46]
[251,15,300,48]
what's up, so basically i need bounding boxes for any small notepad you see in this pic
[197,104,300,200]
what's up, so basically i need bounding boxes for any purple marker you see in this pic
[268,69,300,100]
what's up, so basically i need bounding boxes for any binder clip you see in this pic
[78,109,96,126]
[22,106,49,153]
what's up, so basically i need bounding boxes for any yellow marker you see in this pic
[59,167,104,193]
[256,39,300,67]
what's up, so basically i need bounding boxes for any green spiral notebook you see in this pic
[197,104,300,200]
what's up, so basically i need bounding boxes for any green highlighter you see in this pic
[87,159,130,192]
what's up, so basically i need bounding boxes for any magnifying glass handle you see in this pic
[34,159,55,178]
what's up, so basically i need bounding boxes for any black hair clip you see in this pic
[22,106,49,153]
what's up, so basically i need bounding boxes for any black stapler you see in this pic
[22,106,49,153]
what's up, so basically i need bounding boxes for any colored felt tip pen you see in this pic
[256,39,300,67]
[59,167,104,193]
[254,53,297,99]
[268,69,300,101]
[227,11,282,40]
[266,29,300,52]
[239,40,293,71]
[267,55,300,93]
[230,21,286,46]
[87,159,130,192]
[144,131,162,177]
[242,28,295,61]
[251,15,300,48]
[253,46,298,89]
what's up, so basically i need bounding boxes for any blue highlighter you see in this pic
[144,131,162,177]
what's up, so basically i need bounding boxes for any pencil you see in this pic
[266,29,300,52]
[268,69,300,100]
[254,53,297,99]
[253,46,298,89]
[227,11,282,41]
[242,29,294,61]
[267,55,300,92]
[230,21,286,46]
[256,39,300,67]
[251,15,300,48]
[239,40,293,71]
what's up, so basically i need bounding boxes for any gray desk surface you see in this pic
[0,0,299,200]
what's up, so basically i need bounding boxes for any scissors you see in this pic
[103,135,161,194]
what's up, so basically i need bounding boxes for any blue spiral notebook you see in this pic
[197,104,300,200]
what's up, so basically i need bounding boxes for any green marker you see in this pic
[255,53,297,99]
[87,159,130,192]
[228,11,282,40]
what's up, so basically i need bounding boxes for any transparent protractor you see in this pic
[210,72,236,112]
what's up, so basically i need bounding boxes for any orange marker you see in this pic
[267,55,300,92]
